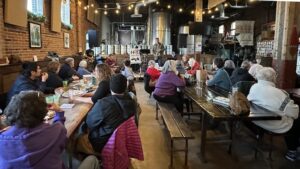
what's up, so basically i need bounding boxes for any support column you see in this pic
[76,0,83,52]
[194,0,203,61]
[273,2,300,89]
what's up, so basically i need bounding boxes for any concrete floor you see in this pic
[131,82,300,169]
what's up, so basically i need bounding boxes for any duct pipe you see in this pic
[132,0,156,17]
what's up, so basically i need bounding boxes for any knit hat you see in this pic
[110,74,127,94]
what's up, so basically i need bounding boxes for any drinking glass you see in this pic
[63,80,68,92]
[45,96,54,108]
[53,94,60,105]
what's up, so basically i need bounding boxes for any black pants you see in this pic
[285,118,300,150]
[153,93,184,113]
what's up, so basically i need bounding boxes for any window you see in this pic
[219,25,224,35]
[27,0,43,15]
[61,0,71,25]
[230,22,236,36]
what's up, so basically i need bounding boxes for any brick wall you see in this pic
[0,0,99,61]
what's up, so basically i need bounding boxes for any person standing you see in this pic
[152,38,165,67]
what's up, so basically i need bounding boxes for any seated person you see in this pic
[247,67,300,162]
[0,91,100,169]
[7,62,48,105]
[206,58,232,91]
[224,59,236,76]
[186,57,201,76]
[121,60,134,81]
[59,57,81,81]
[146,60,160,84]
[77,74,137,154]
[105,54,116,67]
[182,54,190,69]
[153,60,186,113]
[77,60,91,76]
[95,54,106,64]
[176,56,186,74]
[230,60,255,86]
[46,61,63,93]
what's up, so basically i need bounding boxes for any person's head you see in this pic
[162,60,177,74]
[47,61,61,74]
[241,60,251,70]
[65,57,75,68]
[188,57,196,67]
[224,60,235,69]
[22,62,41,79]
[182,55,189,62]
[4,91,47,128]
[256,67,277,84]
[95,64,112,82]
[213,57,224,69]
[110,74,127,95]
[155,38,160,44]
[79,60,88,68]
[124,60,131,67]
[148,60,156,68]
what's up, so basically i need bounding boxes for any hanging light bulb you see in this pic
[131,4,134,8]
[179,8,183,12]
[156,1,159,5]
[95,10,98,14]
[208,10,212,14]
[215,7,219,11]
[104,4,108,8]
[167,5,171,9]
[211,15,215,19]
[91,4,94,7]
[224,3,228,7]
[143,3,147,6]
[104,11,108,15]
[84,6,88,10]
[115,9,119,14]
[202,11,205,14]
[191,10,194,14]
[78,0,82,6]
[128,6,132,10]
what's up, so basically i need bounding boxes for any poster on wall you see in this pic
[29,22,42,48]
[64,32,70,48]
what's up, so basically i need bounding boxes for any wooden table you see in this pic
[184,86,281,162]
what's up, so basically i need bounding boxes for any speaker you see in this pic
[88,30,99,47]
[178,34,187,48]
[189,22,212,36]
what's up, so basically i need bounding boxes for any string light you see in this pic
[202,11,205,14]
[215,7,219,11]
[104,4,108,8]
[211,15,215,19]
[104,11,108,15]
[208,10,212,14]
[128,6,132,10]
[224,3,228,7]
[91,4,94,7]
[143,3,147,6]
[115,9,119,14]
[84,6,88,10]
[167,5,171,9]
[131,4,134,8]
[191,10,194,14]
[78,0,82,6]
[94,10,98,14]
[156,1,159,5]
[179,8,183,12]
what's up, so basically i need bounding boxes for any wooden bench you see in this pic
[156,101,194,169]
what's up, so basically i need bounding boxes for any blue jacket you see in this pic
[77,67,91,76]
[7,75,47,105]
[207,68,232,91]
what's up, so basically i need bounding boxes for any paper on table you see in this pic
[60,104,75,109]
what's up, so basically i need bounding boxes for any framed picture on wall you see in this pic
[29,22,42,48]
[64,32,70,48]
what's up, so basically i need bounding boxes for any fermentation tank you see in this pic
[151,12,171,46]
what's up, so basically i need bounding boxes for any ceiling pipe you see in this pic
[131,0,157,18]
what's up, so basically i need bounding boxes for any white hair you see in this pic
[241,60,250,70]
[148,60,156,66]
[188,57,196,67]
[224,60,235,69]
[162,60,177,74]
[256,67,276,83]
[79,60,87,68]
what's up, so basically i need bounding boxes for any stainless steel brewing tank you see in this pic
[151,12,171,45]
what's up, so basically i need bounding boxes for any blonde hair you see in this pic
[79,60,88,68]
[96,64,112,82]
[162,60,177,74]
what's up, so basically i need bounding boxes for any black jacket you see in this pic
[46,71,63,93]
[58,63,82,81]
[224,68,234,76]
[7,75,46,105]
[230,68,255,85]
[91,80,110,104]
[86,94,136,152]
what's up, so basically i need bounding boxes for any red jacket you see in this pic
[146,67,160,81]
[187,61,201,75]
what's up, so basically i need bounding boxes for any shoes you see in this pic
[285,150,297,162]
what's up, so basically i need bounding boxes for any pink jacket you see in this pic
[101,117,144,169]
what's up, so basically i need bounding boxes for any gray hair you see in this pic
[241,60,251,70]
[256,67,277,83]
[162,60,176,74]
[148,60,156,66]
[224,60,235,69]
[79,60,87,68]
[65,57,74,65]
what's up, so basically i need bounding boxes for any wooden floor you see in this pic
[131,82,300,169]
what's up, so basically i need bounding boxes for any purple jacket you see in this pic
[153,71,186,97]
[0,112,67,169]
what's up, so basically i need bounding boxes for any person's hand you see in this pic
[41,72,48,82]
[72,75,79,80]
[48,103,63,112]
